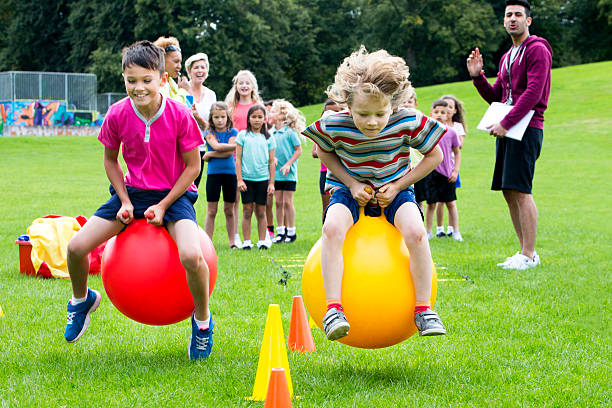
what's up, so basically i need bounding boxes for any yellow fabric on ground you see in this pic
[27,217,82,279]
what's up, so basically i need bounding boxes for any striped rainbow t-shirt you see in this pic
[302,108,446,193]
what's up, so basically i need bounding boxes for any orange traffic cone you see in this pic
[288,296,315,353]
[264,368,292,408]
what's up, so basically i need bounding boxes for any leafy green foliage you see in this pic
[0,0,610,104]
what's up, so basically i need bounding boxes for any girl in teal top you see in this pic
[235,105,276,250]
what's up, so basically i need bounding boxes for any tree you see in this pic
[358,0,503,86]
[0,0,71,71]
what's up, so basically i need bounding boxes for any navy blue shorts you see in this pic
[324,186,422,226]
[93,185,198,223]
[319,171,327,195]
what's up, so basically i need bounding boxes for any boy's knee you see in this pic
[322,220,349,243]
[407,230,428,247]
[180,248,206,273]
[207,207,218,217]
[399,224,427,246]
[67,237,89,259]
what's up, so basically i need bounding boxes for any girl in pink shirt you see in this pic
[225,70,263,246]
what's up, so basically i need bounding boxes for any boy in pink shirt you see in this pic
[63,41,214,361]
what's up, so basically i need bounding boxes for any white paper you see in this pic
[477,102,535,141]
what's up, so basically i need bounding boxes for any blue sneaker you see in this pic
[189,314,214,361]
[64,288,101,343]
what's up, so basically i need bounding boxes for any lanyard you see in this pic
[505,41,527,105]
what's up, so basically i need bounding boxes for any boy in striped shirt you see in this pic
[303,46,447,340]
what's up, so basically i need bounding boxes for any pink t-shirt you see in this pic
[98,96,203,191]
[232,102,256,131]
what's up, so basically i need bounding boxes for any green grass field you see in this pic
[1,61,610,407]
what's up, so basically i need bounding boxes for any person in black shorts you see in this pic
[202,102,239,248]
[468,0,551,269]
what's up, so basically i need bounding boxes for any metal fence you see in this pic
[97,93,127,115]
[0,71,97,111]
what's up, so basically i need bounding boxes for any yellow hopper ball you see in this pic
[302,208,437,349]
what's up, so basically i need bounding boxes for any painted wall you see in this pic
[3,125,101,137]
[0,99,103,136]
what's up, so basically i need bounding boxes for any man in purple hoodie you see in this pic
[467,0,552,271]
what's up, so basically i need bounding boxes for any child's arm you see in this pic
[279,144,302,176]
[317,148,373,206]
[377,145,443,208]
[268,149,276,195]
[448,145,461,183]
[103,147,133,224]
[236,144,247,192]
[205,133,236,152]
[203,150,233,162]
[312,144,319,158]
[144,148,201,226]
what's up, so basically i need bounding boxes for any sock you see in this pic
[267,225,274,234]
[194,312,210,330]
[71,294,87,305]
[276,226,286,235]
[326,299,343,312]
[447,226,454,234]
[234,233,241,242]
[414,301,430,316]
[436,226,445,234]
[286,226,296,236]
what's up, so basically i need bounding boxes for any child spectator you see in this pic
[424,99,463,241]
[399,89,430,213]
[303,46,447,340]
[225,70,263,247]
[269,99,305,243]
[437,94,467,236]
[312,100,342,221]
[264,100,278,242]
[63,41,213,361]
[202,102,239,248]
[235,105,276,250]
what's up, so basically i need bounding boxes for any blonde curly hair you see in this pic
[271,99,306,133]
[326,45,413,110]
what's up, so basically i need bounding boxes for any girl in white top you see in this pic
[186,52,217,188]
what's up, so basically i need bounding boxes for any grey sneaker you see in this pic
[322,308,350,341]
[414,309,446,336]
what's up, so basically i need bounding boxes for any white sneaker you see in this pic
[257,239,271,250]
[450,231,464,242]
[497,251,521,267]
[532,251,541,266]
[503,253,540,270]
[241,240,254,250]
[234,234,242,248]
